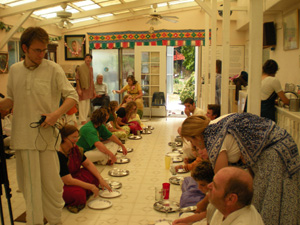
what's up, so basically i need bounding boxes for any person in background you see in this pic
[206,104,220,121]
[116,101,142,135]
[209,167,264,225]
[0,108,14,158]
[180,113,300,225]
[183,98,205,117]
[77,108,127,165]
[176,98,206,172]
[261,59,289,122]
[76,54,96,125]
[215,59,222,105]
[106,101,130,140]
[0,27,78,225]
[92,74,110,109]
[114,75,143,119]
[173,160,215,225]
[58,124,111,213]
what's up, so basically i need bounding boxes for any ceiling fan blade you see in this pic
[161,17,178,23]
[162,16,179,19]
[146,18,161,25]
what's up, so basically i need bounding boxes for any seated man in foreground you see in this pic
[208,167,264,225]
[77,108,127,165]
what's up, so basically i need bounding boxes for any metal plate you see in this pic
[88,199,112,210]
[168,142,182,147]
[153,200,180,213]
[103,179,122,189]
[128,135,142,140]
[172,157,183,163]
[115,158,130,164]
[117,148,133,153]
[108,169,129,177]
[169,176,184,185]
[99,189,121,198]
[166,152,181,157]
[141,129,152,134]
[177,168,189,174]
[179,205,197,213]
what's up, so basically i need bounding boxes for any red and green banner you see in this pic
[88,29,207,49]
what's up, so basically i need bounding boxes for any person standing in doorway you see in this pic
[215,59,222,105]
[0,27,78,225]
[76,54,96,125]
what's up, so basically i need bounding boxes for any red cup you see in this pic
[162,183,170,200]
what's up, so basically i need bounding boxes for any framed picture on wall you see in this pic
[64,35,86,60]
[0,52,9,74]
[283,10,299,50]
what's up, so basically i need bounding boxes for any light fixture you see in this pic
[149,26,154,33]
[58,19,73,29]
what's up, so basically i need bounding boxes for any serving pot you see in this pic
[289,98,300,112]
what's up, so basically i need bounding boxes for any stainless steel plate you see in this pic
[169,176,184,185]
[177,168,189,174]
[99,189,121,198]
[128,135,142,140]
[117,148,133,153]
[88,199,112,210]
[166,152,181,157]
[115,158,130,164]
[179,205,197,213]
[108,169,129,177]
[168,142,182,147]
[103,179,122,189]
[141,129,152,134]
[153,200,180,213]
[172,157,183,163]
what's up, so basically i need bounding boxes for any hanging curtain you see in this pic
[88,29,207,49]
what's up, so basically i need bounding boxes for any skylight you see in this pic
[97,13,113,18]
[81,4,100,11]
[73,0,95,7]
[71,17,94,24]
[169,0,194,5]
[7,0,35,7]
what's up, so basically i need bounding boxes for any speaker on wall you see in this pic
[263,22,276,47]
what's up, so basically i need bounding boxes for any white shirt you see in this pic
[94,82,108,95]
[261,76,282,100]
[210,205,265,225]
[7,60,78,150]
[193,107,206,116]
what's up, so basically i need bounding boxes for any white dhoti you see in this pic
[84,142,119,165]
[15,150,64,225]
[78,99,90,123]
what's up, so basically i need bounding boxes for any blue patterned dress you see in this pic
[203,113,300,225]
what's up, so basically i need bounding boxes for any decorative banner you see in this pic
[88,29,207,49]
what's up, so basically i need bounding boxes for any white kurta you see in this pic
[7,59,78,225]
[210,205,265,225]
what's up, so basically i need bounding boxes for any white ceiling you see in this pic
[0,0,298,31]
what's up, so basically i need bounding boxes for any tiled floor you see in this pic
[1,117,192,225]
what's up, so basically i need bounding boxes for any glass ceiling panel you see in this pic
[71,17,94,23]
[73,0,95,7]
[7,0,35,7]
[81,4,100,11]
[99,0,121,7]
[169,0,194,5]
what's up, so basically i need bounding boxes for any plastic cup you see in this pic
[162,183,170,200]
[165,155,171,169]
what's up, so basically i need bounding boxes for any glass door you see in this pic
[135,46,167,117]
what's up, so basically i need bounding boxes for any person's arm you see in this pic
[184,108,191,117]
[94,141,117,164]
[133,89,143,101]
[195,195,209,213]
[214,150,228,174]
[42,98,76,128]
[108,134,127,155]
[0,98,13,111]
[172,212,206,225]
[61,174,100,197]
[75,71,82,97]
[82,158,112,191]
[277,91,290,105]
[115,88,125,94]
[117,116,127,126]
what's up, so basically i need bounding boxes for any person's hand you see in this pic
[99,178,112,192]
[77,89,82,97]
[172,218,186,225]
[184,108,190,116]
[109,154,117,164]
[183,157,189,164]
[90,184,100,198]
[41,112,59,128]
[121,146,127,155]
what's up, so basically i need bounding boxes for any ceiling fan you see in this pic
[56,3,73,29]
[146,3,179,26]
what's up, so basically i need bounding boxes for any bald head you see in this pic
[220,167,253,207]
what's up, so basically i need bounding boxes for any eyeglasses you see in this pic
[30,48,48,54]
